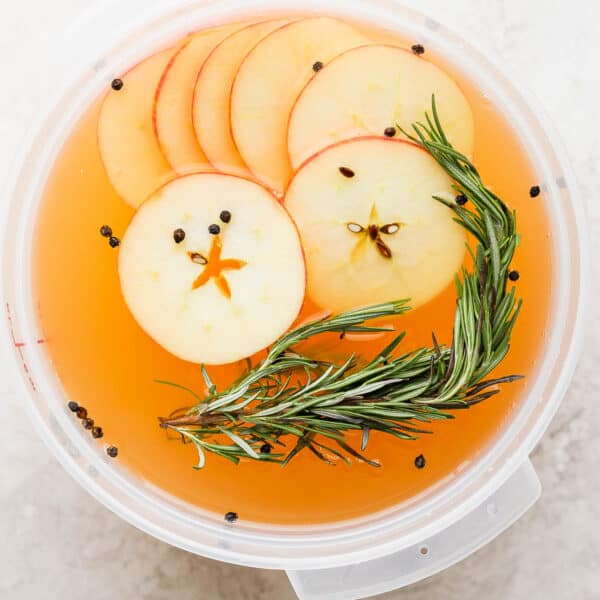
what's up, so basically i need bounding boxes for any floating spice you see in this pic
[109,236,120,248]
[411,44,425,56]
[338,166,355,178]
[219,210,232,224]
[312,61,323,72]
[260,443,271,454]
[224,511,238,523]
[455,194,468,206]
[106,446,119,458]
[529,185,541,198]
[384,126,397,138]
[82,418,94,430]
[414,454,426,469]
[111,78,124,91]
[76,406,88,419]
[68,401,79,413]
[508,270,520,281]
[99,225,113,238]
[92,426,104,439]
[173,228,186,244]
[208,224,221,235]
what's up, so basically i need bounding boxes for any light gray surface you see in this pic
[1,1,599,599]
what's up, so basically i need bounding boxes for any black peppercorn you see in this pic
[92,426,104,439]
[76,406,88,419]
[508,270,520,281]
[109,236,120,248]
[224,511,238,523]
[260,443,271,454]
[338,166,355,178]
[99,225,112,238]
[219,210,232,223]
[455,194,468,206]
[106,446,119,458]
[68,401,79,413]
[529,185,541,198]
[414,454,426,469]
[383,126,397,138]
[82,418,94,430]
[411,44,425,56]
[312,61,323,72]
[173,228,186,244]
[208,224,221,235]
[111,78,124,91]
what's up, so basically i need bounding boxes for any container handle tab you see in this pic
[286,459,540,600]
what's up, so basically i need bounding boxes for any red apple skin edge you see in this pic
[96,46,178,206]
[227,19,311,195]
[190,19,278,172]
[98,42,259,209]
[283,42,436,172]
[151,40,191,159]
[283,135,426,196]
[150,21,251,166]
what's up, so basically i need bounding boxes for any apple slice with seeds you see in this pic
[230,17,368,194]
[288,44,474,169]
[98,48,176,209]
[119,173,306,365]
[153,24,244,173]
[193,19,291,176]
[284,137,465,313]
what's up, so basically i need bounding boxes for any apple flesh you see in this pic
[284,137,465,313]
[288,44,474,169]
[98,48,176,209]
[153,25,243,173]
[230,17,368,194]
[119,173,306,364]
[193,19,291,176]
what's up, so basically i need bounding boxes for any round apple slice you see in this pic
[284,137,465,313]
[153,24,244,173]
[119,173,306,365]
[288,44,474,169]
[193,18,290,176]
[230,17,368,194]
[98,48,176,209]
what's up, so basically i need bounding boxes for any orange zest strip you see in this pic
[191,235,247,297]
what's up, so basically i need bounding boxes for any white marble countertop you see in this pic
[1,1,599,599]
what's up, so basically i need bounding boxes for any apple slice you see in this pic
[284,137,465,313]
[288,44,474,169]
[98,48,176,209]
[230,17,368,194]
[154,24,244,173]
[119,173,306,365]
[193,19,290,176]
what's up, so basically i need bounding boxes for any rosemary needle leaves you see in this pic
[158,97,523,469]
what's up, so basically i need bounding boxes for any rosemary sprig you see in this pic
[159,98,523,468]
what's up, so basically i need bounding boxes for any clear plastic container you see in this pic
[0,1,588,598]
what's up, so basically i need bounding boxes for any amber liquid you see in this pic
[33,19,552,525]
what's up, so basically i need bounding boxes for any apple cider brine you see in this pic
[34,16,552,524]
